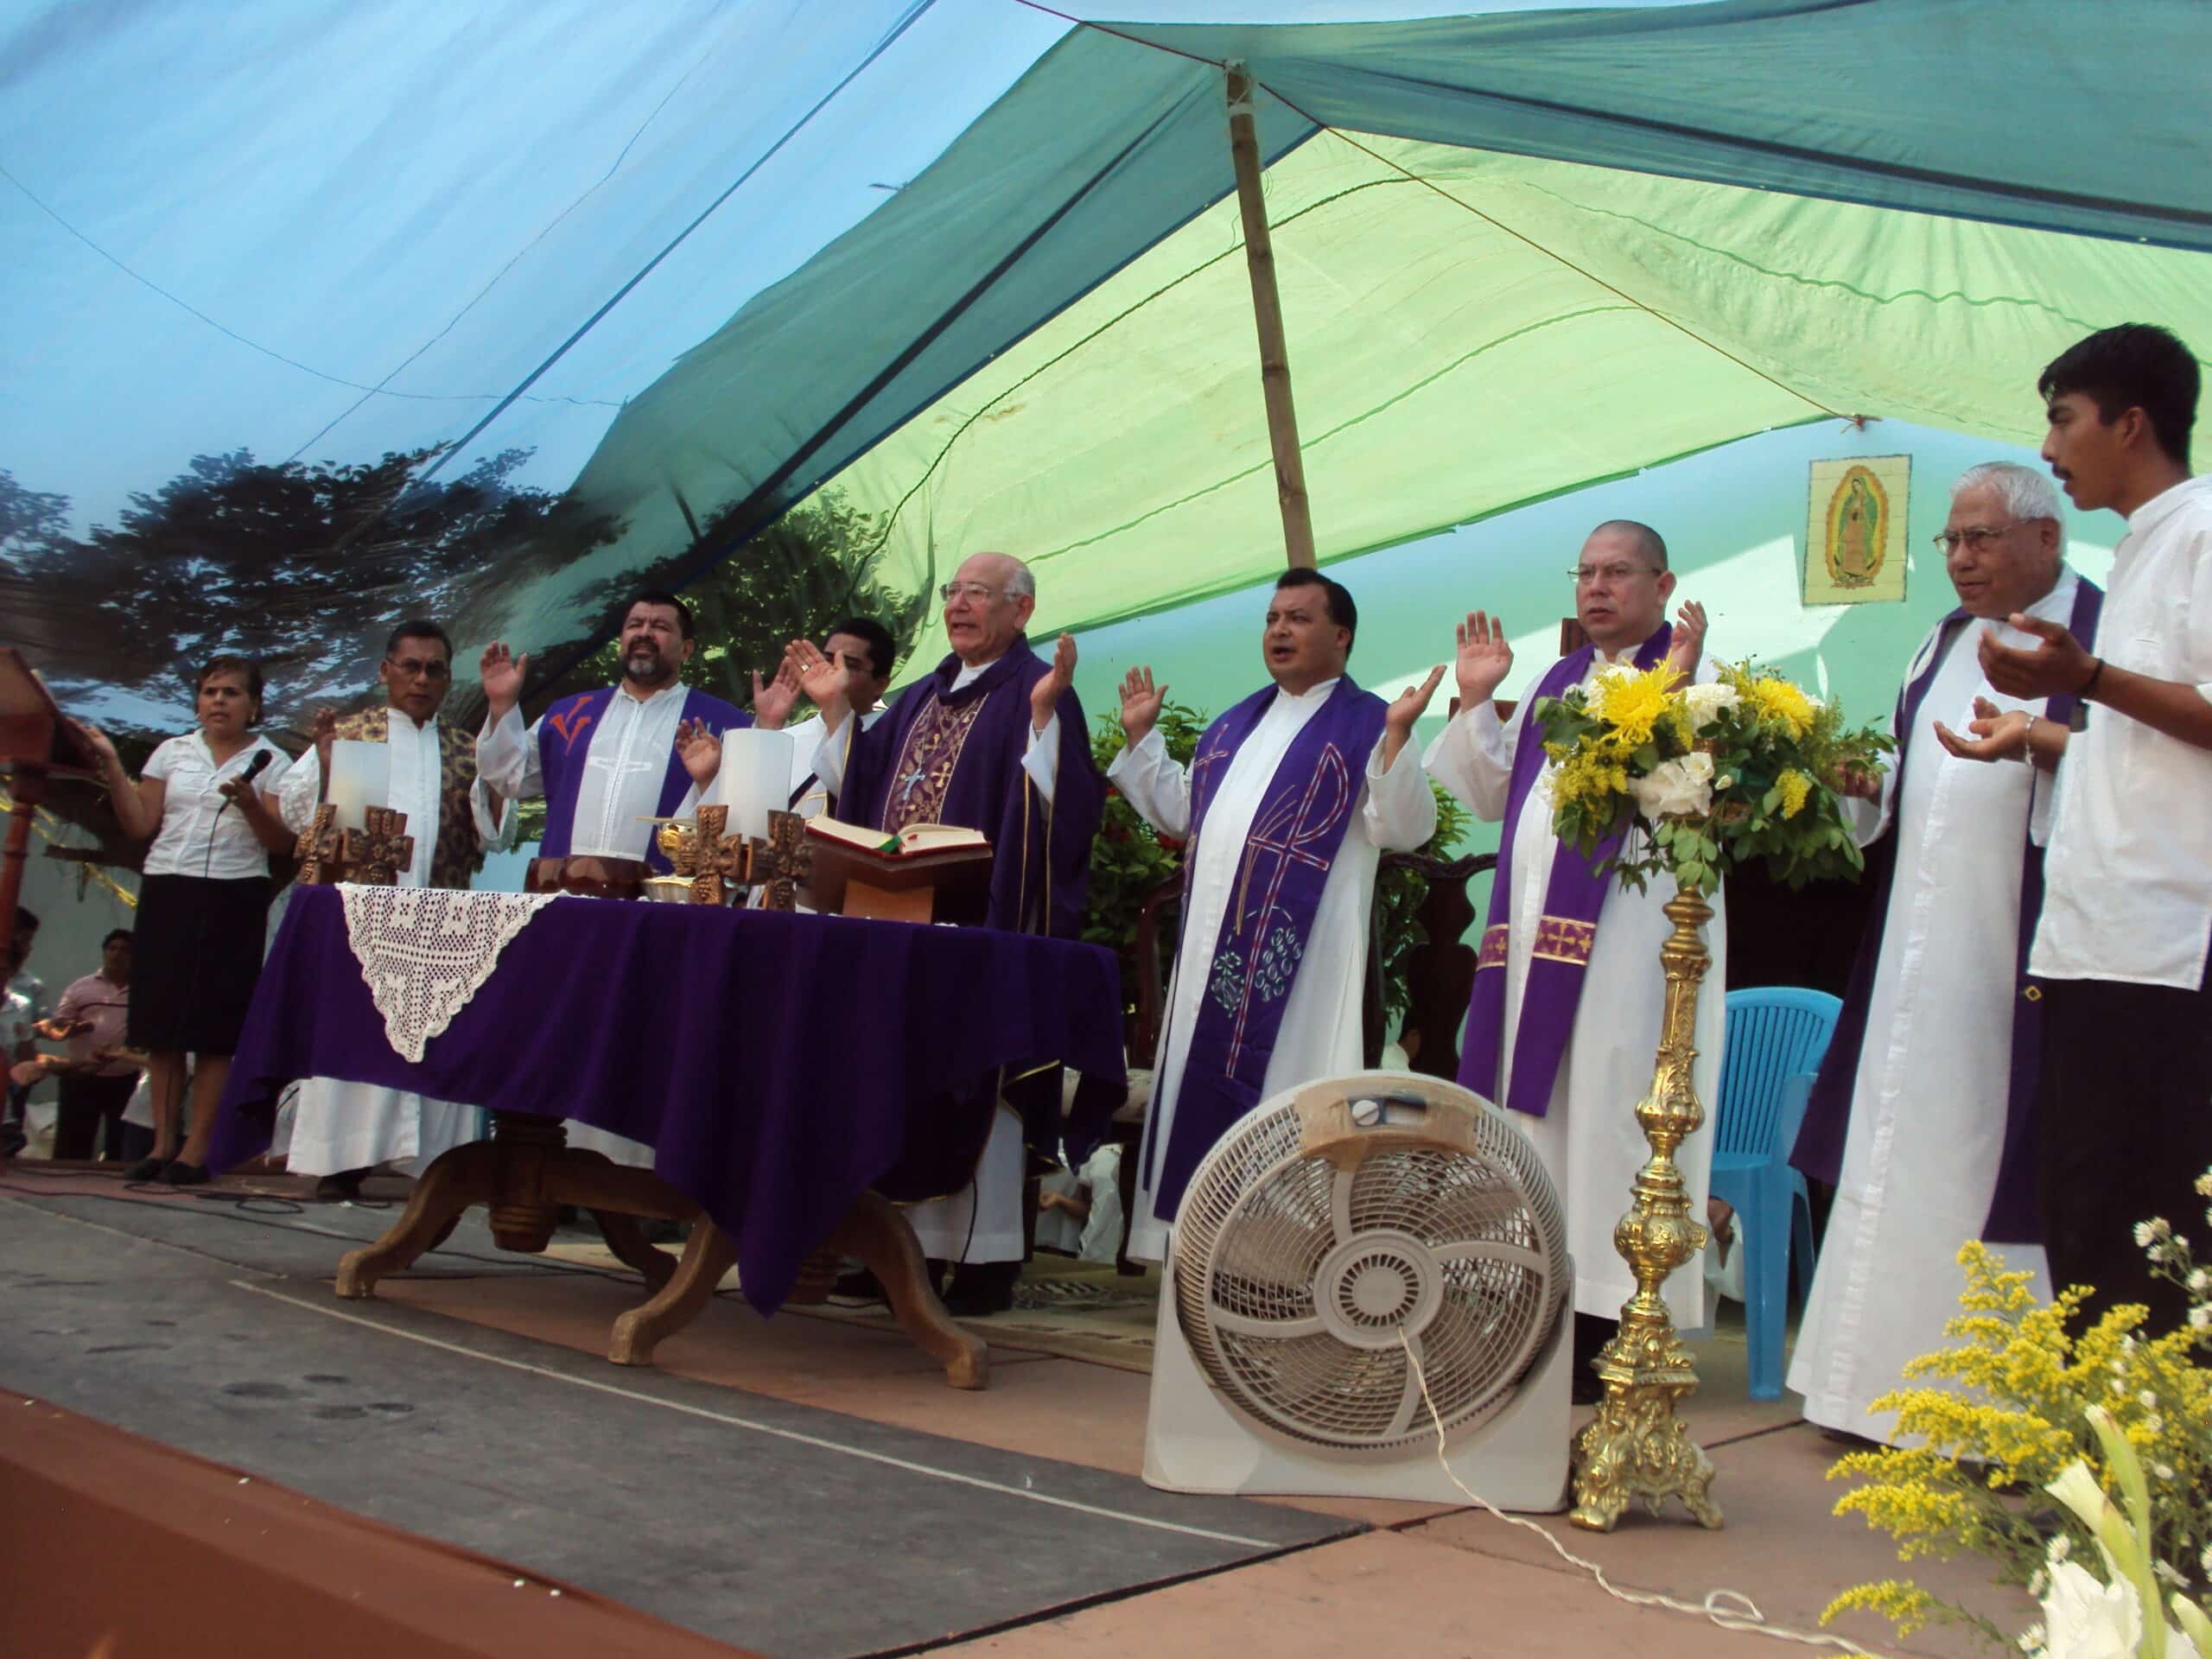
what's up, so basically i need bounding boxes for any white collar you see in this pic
[613,679,688,709]
[2125,474,2212,539]
[1273,676,1341,705]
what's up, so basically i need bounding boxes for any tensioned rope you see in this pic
[1007,0,1847,422]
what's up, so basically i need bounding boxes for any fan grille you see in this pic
[1173,1082,1567,1452]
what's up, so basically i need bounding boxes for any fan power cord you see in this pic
[1395,1332,1880,1656]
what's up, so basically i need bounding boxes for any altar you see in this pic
[209,886,1127,1388]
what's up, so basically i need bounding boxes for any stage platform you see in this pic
[0,1166,2031,1658]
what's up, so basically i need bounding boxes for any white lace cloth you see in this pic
[338,886,558,1063]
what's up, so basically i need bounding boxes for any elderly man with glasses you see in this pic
[278,616,515,1201]
[1789,461,2099,1443]
[786,550,1105,1313]
[1424,520,1714,1402]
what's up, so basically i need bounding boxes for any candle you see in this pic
[707,728,794,842]
[326,739,389,832]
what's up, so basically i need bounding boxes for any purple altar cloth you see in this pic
[208,887,1127,1314]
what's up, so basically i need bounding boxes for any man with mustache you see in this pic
[788,551,1104,1313]
[1939,323,2212,1332]
[478,589,781,1166]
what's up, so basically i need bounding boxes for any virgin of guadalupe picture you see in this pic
[1804,454,1910,605]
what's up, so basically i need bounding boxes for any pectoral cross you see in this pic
[750,810,814,912]
[895,762,930,805]
[340,806,415,887]
[295,804,345,886]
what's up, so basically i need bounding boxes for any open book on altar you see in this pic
[805,818,988,856]
[800,819,994,925]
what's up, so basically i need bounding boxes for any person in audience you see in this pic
[1426,521,1713,1402]
[1941,323,2212,1330]
[69,656,294,1184]
[37,929,143,1163]
[2,906,45,1155]
[279,618,512,1200]
[1108,569,1441,1262]
[789,552,1104,1313]
[1790,461,2096,1441]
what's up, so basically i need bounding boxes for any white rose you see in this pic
[1629,752,1715,820]
[1678,680,1741,734]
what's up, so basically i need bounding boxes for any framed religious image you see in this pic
[1803,454,1910,605]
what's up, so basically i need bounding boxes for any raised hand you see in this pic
[1934,696,2031,765]
[1383,665,1447,763]
[480,642,528,719]
[1831,762,1885,802]
[1452,612,1513,708]
[674,717,723,786]
[1119,665,1168,747]
[1663,600,1709,685]
[311,706,339,773]
[1032,632,1077,734]
[786,639,850,715]
[751,658,802,731]
[1979,614,2094,700]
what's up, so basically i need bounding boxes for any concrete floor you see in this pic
[0,1166,2032,1658]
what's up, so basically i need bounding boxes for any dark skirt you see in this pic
[128,873,274,1055]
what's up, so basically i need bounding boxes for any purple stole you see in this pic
[1793,577,2101,1243]
[535,684,749,873]
[1145,678,1389,1219]
[1459,623,1674,1118]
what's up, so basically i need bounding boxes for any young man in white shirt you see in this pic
[1940,323,2212,1329]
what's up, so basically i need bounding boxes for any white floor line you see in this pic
[229,1280,1279,1551]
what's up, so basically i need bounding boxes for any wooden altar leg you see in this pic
[607,1221,739,1367]
[826,1192,989,1390]
[337,1143,502,1299]
[590,1210,677,1293]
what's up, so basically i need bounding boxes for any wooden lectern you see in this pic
[799,830,995,926]
[0,649,99,964]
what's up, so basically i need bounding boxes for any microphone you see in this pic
[213,747,274,818]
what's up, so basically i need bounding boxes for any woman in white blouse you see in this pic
[73,656,294,1184]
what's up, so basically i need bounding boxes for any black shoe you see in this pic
[314,1169,368,1203]
[161,1161,210,1187]
[943,1261,1019,1318]
[124,1155,171,1183]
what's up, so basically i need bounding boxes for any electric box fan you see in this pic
[1144,1071,1573,1509]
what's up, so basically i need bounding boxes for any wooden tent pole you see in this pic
[1224,60,1316,570]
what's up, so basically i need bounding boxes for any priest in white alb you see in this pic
[779,616,893,823]
[477,590,776,1167]
[1425,520,1715,1398]
[1789,462,2098,1441]
[1110,568,1443,1261]
[278,619,512,1199]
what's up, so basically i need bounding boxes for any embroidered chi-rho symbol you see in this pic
[547,703,595,753]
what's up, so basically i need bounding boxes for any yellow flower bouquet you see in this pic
[1532,659,1892,895]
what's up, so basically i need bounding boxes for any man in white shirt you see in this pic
[1109,569,1441,1260]
[780,617,894,821]
[1789,463,2095,1440]
[280,619,512,1200]
[478,590,769,1168]
[1426,521,1712,1400]
[1942,324,2212,1330]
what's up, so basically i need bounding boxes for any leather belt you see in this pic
[524,855,648,900]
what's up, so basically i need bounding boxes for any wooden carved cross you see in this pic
[664,808,719,903]
[340,806,414,887]
[295,804,345,886]
[750,810,813,912]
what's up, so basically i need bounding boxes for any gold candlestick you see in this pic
[1568,881,1725,1532]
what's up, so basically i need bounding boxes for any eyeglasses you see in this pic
[386,657,452,681]
[1931,522,2030,555]
[1567,563,1657,587]
[938,582,1009,604]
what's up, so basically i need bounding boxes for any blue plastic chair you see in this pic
[1712,988,1840,1401]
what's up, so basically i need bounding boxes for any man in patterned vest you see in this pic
[279,618,512,1200]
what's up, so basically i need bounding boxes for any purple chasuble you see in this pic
[1143,678,1389,1218]
[536,684,750,873]
[835,636,1103,940]
[1792,578,2101,1244]
[1459,623,1674,1118]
